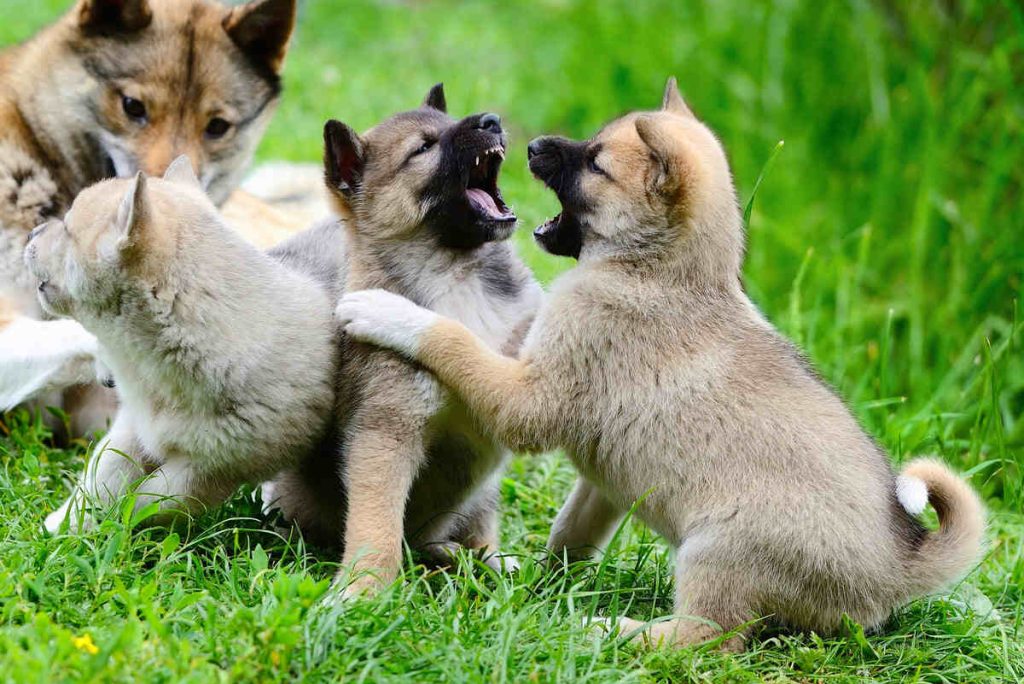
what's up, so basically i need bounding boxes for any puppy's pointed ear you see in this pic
[323,120,365,202]
[422,83,447,113]
[223,0,297,73]
[163,156,201,189]
[635,115,685,193]
[78,0,152,33]
[661,77,695,118]
[115,172,148,249]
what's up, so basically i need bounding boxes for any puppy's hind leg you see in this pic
[130,459,236,527]
[547,477,624,563]
[602,539,754,653]
[456,477,519,573]
[45,415,144,534]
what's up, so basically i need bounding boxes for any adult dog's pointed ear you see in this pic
[78,0,152,33]
[661,77,695,118]
[323,120,365,210]
[115,172,148,251]
[163,156,201,190]
[423,83,447,113]
[635,115,687,194]
[223,0,297,73]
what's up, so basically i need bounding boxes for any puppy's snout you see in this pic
[527,137,554,161]
[528,136,570,189]
[477,112,502,134]
[533,222,553,239]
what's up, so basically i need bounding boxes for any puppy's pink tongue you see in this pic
[466,188,501,218]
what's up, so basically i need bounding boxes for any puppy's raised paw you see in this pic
[335,289,439,357]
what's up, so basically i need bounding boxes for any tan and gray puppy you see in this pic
[335,79,985,648]
[264,85,541,597]
[24,157,338,533]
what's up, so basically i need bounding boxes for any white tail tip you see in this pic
[896,474,929,515]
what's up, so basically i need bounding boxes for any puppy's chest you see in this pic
[429,279,524,350]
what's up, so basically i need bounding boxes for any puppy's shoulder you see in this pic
[344,344,443,424]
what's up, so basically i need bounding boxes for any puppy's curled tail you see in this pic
[896,458,985,595]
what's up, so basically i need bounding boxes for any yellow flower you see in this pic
[72,634,99,655]
[270,650,281,666]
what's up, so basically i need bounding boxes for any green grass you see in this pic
[2,0,1023,681]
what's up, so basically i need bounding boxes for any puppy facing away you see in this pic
[24,157,338,533]
[335,79,985,648]
[0,0,301,436]
[263,85,541,596]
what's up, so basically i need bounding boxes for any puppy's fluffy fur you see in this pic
[336,79,985,648]
[264,86,541,596]
[24,158,338,532]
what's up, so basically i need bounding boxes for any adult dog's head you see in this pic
[39,0,296,204]
[322,84,517,250]
[527,78,742,276]
[23,158,211,323]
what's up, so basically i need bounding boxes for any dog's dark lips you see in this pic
[466,145,515,224]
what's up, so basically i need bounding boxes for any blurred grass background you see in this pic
[1,0,1022,681]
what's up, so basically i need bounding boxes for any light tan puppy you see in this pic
[24,158,338,533]
[264,86,541,597]
[335,79,985,649]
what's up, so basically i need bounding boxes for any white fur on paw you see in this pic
[896,475,929,515]
[481,552,521,574]
[44,507,66,534]
[335,289,439,357]
[584,616,616,635]
[258,481,278,517]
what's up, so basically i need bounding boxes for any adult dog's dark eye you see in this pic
[588,154,606,176]
[205,117,232,139]
[414,139,436,155]
[121,96,147,122]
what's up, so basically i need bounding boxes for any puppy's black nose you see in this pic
[527,139,542,160]
[478,112,502,133]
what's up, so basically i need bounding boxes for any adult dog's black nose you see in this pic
[478,113,502,134]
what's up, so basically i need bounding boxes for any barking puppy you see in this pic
[24,157,338,533]
[263,85,541,597]
[335,79,985,647]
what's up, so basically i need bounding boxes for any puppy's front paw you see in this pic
[43,507,67,535]
[331,567,388,603]
[258,481,279,517]
[44,498,91,534]
[335,289,439,357]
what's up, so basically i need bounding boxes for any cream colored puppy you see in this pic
[24,158,338,533]
[335,79,985,650]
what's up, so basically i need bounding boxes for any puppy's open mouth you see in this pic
[466,145,515,224]
[534,211,583,259]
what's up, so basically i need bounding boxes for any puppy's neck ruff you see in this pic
[86,227,281,394]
